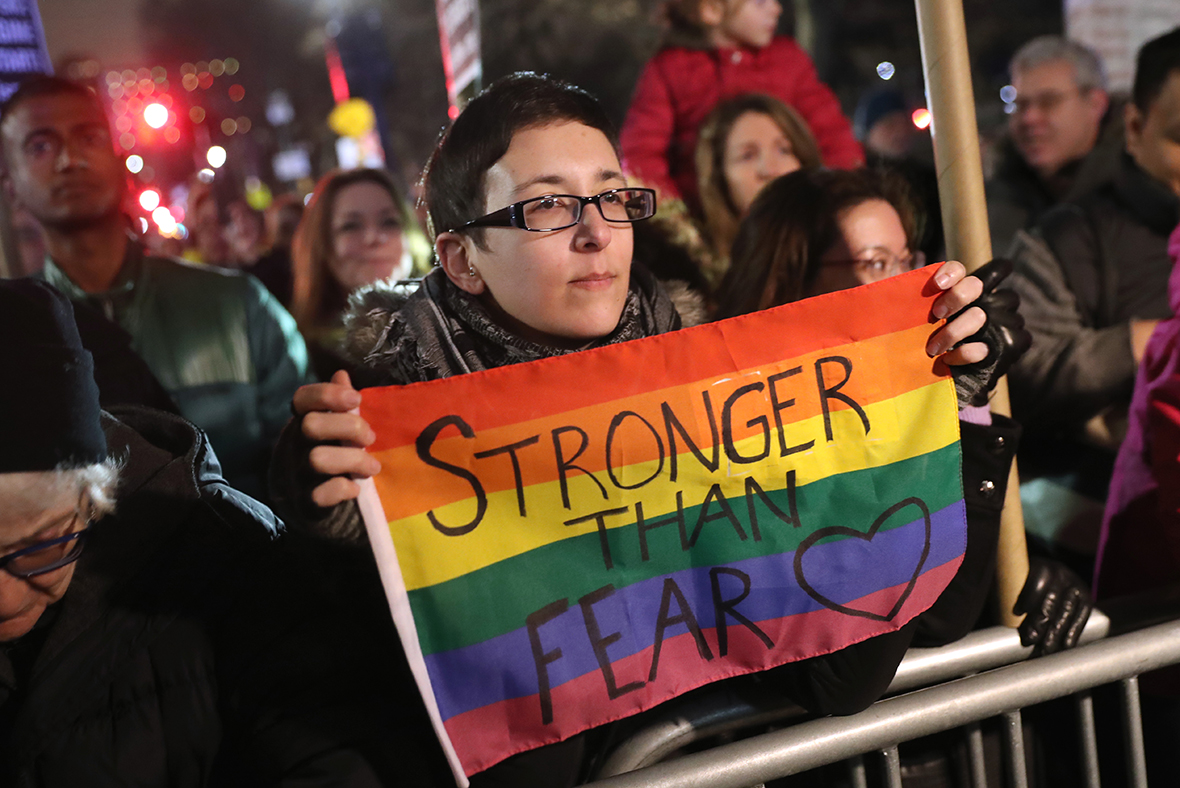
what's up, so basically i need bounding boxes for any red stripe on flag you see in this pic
[364,268,943,452]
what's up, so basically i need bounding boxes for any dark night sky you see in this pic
[40,0,147,66]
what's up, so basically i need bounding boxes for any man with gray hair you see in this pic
[1005,27,1180,574]
[987,35,1115,255]
[0,278,448,786]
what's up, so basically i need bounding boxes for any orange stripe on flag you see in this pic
[363,268,941,453]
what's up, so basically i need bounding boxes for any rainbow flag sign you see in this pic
[357,267,966,784]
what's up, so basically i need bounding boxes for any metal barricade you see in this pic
[585,606,1180,788]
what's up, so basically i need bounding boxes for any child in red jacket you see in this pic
[621,0,863,210]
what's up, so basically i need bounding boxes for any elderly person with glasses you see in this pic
[0,279,449,786]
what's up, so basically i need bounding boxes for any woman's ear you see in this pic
[436,232,486,295]
[699,0,726,28]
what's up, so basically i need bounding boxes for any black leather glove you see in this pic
[1014,557,1093,657]
[950,258,1032,408]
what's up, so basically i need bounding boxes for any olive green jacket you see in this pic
[42,242,309,499]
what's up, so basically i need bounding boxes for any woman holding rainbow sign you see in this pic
[270,73,1027,786]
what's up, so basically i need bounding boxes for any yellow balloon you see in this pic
[328,98,377,138]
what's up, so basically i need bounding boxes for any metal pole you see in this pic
[1076,691,1101,788]
[965,722,987,788]
[882,747,902,788]
[1003,711,1029,788]
[584,621,1180,788]
[913,0,1029,628]
[1121,677,1148,788]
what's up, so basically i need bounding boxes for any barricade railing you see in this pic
[585,597,1180,788]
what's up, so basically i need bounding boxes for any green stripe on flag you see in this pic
[409,443,963,655]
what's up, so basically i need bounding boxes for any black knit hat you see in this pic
[0,279,107,472]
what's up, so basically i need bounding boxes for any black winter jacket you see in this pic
[1008,156,1177,439]
[0,407,446,787]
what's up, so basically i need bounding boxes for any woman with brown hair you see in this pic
[713,166,921,318]
[695,93,823,282]
[714,166,1090,664]
[290,168,429,379]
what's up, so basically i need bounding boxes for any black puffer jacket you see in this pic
[0,407,448,787]
[1007,155,1177,451]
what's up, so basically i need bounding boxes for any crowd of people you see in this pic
[2,0,1180,783]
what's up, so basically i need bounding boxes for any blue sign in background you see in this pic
[0,0,51,101]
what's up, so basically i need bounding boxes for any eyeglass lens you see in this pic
[5,531,88,578]
[521,189,653,230]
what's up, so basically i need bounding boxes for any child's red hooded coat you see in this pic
[621,36,863,207]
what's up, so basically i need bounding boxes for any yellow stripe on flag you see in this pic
[377,379,958,591]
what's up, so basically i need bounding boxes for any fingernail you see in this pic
[926,340,942,357]
[934,272,952,289]
[345,391,362,407]
[931,302,948,320]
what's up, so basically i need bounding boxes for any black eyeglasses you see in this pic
[1,499,94,579]
[453,188,657,233]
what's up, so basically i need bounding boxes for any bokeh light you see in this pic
[206,146,227,168]
[152,206,175,230]
[221,118,238,135]
[143,103,168,129]
[139,189,161,211]
[125,154,143,174]
[164,127,181,144]
[912,108,932,130]
[228,84,245,102]
[190,106,206,123]
[876,61,896,80]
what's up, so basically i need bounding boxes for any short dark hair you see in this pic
[0,75,105,134]
[714,167,919,320]
[422,72,617,248]
[1132,26,1180,112]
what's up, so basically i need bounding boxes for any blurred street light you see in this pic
[206,145,227,168]
[139,189,161,211]
[144,102,168,129]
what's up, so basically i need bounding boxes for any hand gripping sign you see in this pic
[356,267,966,784]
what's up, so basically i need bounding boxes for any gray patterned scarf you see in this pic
[349,265,681,388]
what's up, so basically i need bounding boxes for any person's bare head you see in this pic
[0,76,125,233]
[1008,36,1109,179]
[1126,26,1180,197]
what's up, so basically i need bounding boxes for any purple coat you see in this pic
[1095,223,1180,600]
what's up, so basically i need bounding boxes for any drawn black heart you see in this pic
[793,497,932,622]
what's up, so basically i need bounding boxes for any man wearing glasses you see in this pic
[0,279,445,786]
[986,35,1114,256]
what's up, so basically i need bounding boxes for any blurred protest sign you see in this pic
[1067,0,1180,94]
